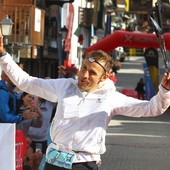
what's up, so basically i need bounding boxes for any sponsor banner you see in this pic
[144,48,158,92]
[0,124,15,170]
[16,130,27,170]
[143,63,156,100]
[0,125,27,170]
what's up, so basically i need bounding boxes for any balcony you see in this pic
[0,4,45,46]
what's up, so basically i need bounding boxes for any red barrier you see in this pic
[85,30,170,56]
[16,130,27,170]
[121,88,138,99]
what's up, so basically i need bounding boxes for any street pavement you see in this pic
[99,56,170,170]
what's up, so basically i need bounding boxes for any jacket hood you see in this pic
[68,78,116,94]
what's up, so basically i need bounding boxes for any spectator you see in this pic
[58,65,66,78]
[17,92,42,136]
[108,68,117,85]
[0,71,37,123]
[65,64,78,79]
[23,136,43,170]
[135,78,145,99]
[27,77,56,170]
[28,97,55,153]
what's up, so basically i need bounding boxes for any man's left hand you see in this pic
[161,72,170,90]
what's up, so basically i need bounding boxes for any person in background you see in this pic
[23,136,43,170]
[1,29,170,170]
[17,92,42,136]
[65,64,78,79]
[28,97,56,170]
[108,68,117,85]
[58,65,66,78]
[0,71,38,123]
[135,77,145,100]
[27,77,56,170]
[18,92,43,170]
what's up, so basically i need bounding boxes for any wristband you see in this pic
[0,51,7,57]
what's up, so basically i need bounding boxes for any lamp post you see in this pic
[60,25,68,65]
[0,15,13,45]
[61,25,68,40]
[0,16,19,62]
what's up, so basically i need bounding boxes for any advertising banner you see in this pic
[0,124,15,170]
[143,63,156,100]
[16,130,27,170]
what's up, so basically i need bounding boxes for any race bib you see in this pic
[46,143,75,169]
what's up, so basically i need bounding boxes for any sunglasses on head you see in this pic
[88,57,107,73]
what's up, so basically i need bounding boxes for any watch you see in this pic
[0,51,7,57]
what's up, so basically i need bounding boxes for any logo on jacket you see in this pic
[97,98,101,103]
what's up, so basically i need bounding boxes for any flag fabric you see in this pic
[0,123,15,170]
[74,23,82,37]
[65,4,74,52]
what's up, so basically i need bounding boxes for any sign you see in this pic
[0,124,15,170]
[0,125,27,170]
[16,130,27,170]
[143,63,156,100]
[34,8,41,32]
[144,48,159,91]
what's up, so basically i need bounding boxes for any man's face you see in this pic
[78,58,107,92]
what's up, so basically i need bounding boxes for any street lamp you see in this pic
[0,15,13,44]
[0,15,18,62]
[46,0,74,7]
[60,25,68,39]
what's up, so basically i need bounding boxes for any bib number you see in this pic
[46,143,75,169]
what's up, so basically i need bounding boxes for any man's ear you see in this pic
[100,73,109,82]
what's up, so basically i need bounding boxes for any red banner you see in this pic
[64,4,74,67]
[85,30,170,56]
[65,4,74,52]
[16,130,27,170]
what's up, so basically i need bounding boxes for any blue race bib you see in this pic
[46,143,75,169]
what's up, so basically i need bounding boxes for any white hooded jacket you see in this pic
[1,53,170,163]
